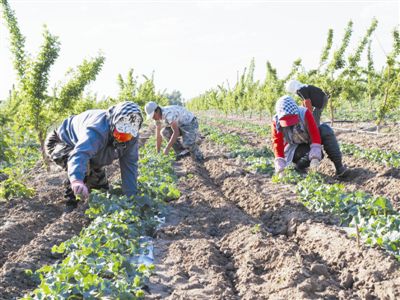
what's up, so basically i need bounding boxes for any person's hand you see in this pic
[274,157,286,174]
[309,143,322,161]
[71,180,89,200]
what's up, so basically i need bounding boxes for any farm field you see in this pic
[1,116,400,299]
[147,116,400,299]
[1,0,399,299]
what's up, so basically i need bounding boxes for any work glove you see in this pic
[71,180,89,200]
[274,157,286,174]
[309,143,322,161]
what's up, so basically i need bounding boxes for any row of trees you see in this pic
[187,19,400,126]
[0,0,177,198]
[0,0,174,162]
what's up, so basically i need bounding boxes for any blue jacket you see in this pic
[57,109,138,197]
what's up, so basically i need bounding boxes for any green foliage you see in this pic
[0,167,35,200]
[341,143,400,168]
[0,0,26,77]
[274,170,400,260]
[200,122,274,175]
[54,55,105,116]
[1,0,105,161]
[165,90,184,106]
[188,19,398,126]
[117,70,169,109]
[319,29,333,69]
[376,28,400,125]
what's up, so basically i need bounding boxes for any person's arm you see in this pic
[271,121,285,158]
[163,121,179,155]
[304,109,321,144]
[120,137,139,198]
[271,121,287,174]
[303,99,313,112]
[298,88,313,112]
[156,123,162,153]
[67,129,104,182]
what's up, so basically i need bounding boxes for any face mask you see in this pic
[113,128,133,143]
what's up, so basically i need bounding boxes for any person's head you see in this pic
[145,101,162,121]
[275,95,299,128]
[108,101,143,143]
[285,79,304,94]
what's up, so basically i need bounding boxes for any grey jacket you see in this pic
[57,109,139,197]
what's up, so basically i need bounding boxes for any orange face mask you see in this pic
[113,128,133,143]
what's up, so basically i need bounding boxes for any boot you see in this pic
[295,155,310,173]
[190,144,204,162]
[63,178,78,212]
[64,186,78,212]
[319,124,349,178]
[293,144,311,173]
[172,140,185,155]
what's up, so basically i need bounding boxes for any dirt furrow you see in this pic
[206,120,400,209]
[0,206,88,300]
[336,130,400,152]
[200,138,400,299]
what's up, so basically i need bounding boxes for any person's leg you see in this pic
[313,108,322,126]
[85,166,109,191]
[180,118,203,161]
[313,95,329,126]
[45,130,77,209]
[161,126,184,154]
[63,178,78,210]
[319,124,348,177]
[292,144,311,172]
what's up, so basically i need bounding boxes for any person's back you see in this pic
[161,105,194,127]
[296,85,327,109]
[45,101,143,210]
[57,109,109,148]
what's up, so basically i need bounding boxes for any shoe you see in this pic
[194,152,204,163]
[176,149,191,160]
[335,165,350,178]
[65,198,78,212]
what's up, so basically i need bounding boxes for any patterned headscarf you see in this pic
[107,101,143,137]
[274,95,299,132]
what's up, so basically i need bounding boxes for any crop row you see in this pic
[275,169,400,260]
[202,116,400,169]
[200,123,275,175]
[22,140,180,300]
[200,122,400,260]
[340,143,400,168]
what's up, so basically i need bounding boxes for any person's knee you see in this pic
[161,127,172,139]
[319,123,334,138]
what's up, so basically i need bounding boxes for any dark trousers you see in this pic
[292,124,343,171]
[45,130,109,205]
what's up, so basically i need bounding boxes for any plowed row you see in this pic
[147,127,400,299]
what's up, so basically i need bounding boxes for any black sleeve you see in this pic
[297,86,311,100]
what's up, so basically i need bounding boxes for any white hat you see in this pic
[285,79,305,94]
[145,101,158,120]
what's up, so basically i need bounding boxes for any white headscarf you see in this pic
[285,79,307,94]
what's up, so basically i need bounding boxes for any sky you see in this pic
[0,0,399,101]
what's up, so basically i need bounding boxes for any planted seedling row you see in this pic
[22,139,180,299]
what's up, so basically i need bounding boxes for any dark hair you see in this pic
[155,106,162,115]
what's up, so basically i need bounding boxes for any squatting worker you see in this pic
[144,101,204,162]
[272,96,349,178]
[45,101,143,210]
[285,79,329,126]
